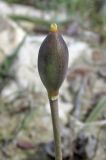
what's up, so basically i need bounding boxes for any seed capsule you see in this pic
[38,23,69,100]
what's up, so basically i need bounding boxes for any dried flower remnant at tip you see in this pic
[50,23,58,32]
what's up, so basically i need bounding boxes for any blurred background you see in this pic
[0,0,106,160]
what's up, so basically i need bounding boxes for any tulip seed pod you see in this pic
[38,23,69,100]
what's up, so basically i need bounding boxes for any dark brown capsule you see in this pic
[38,24,69,99]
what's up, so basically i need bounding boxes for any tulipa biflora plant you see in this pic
[38,23,69,160]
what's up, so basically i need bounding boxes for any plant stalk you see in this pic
[49,99,62,160]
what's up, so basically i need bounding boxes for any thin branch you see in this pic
[49,99,62,160]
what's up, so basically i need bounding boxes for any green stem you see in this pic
[49,99,62,160]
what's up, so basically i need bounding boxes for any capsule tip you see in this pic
[50,23,58,32]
